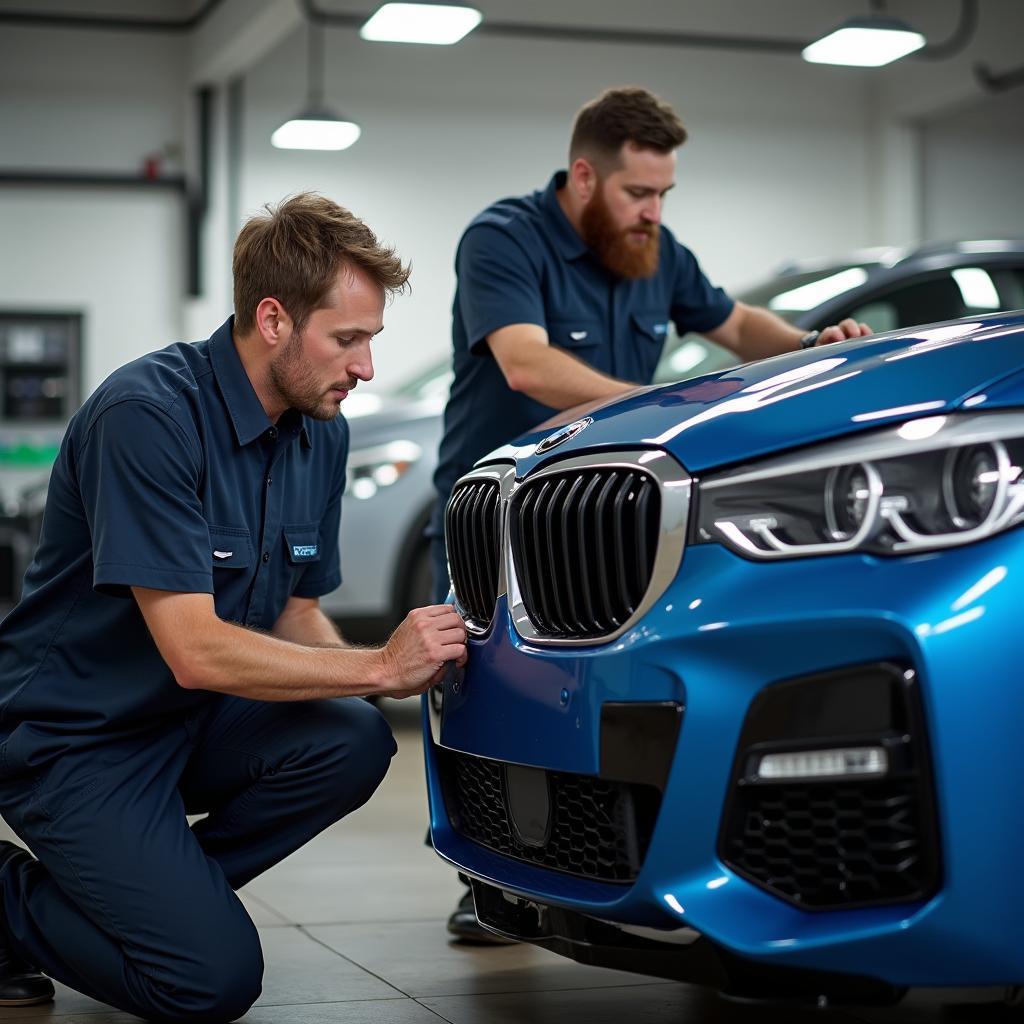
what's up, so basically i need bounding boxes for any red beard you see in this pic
[580,186,660,279]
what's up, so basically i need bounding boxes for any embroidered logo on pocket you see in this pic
[213,550,233,559]
[292,544,318,559]
[570,330,589,341]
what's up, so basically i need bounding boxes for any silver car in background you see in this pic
[322,240,1024,641]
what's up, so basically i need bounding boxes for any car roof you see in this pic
[773,239,1024,278]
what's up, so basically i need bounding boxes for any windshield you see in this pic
[652,262,878,384]
[738,263,874,321]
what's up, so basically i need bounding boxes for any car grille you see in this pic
[509,467,660,639]
[438,749,661,883]
[445,478,502,626]
[722,780,933,909]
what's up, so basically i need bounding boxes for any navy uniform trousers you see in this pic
[0,695,395,1022]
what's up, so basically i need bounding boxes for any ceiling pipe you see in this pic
[300,0,808,54]
[915,0,977,61]
[974,62,1024,94]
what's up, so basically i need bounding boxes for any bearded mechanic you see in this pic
[430,86,870,942]
[0,193,467,1018]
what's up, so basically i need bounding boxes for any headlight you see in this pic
[345,439,422,501]
[696,413,1024,558]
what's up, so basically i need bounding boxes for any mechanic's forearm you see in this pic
[732,306,805,361]
[510,345,636,409]
[272,602,348,648]
[180,616,388,700]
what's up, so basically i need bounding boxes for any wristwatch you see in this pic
[799,330,820,350]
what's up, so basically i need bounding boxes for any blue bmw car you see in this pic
[425,308,1024,1007]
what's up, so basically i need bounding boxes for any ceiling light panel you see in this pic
[803,18,925,67]
[360,3,482,45]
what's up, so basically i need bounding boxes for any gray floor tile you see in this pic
[852,990,1014,1022]
[243,854,463,926]
[240,997,446,1023]
[419,983,869,1024]
[255,926,404,1006]
[0,979,125,1019]
[0,1015,137,1023]
[308,920,666,998]
[240,889,292,927]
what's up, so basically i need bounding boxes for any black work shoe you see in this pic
[0,842,55,1006]
[446,889,516,945]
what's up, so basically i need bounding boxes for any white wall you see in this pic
[920,89,1024,243]
[0,23,188,389]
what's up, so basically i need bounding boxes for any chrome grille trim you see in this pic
[444,463,516,634]
[506,450,690,647]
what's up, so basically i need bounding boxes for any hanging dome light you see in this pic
[272,19,361,151]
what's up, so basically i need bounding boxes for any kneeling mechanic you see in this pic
[0,193,466,1020]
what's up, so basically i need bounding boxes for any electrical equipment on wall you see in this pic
[0,311,82,606]
[0,312,81,427]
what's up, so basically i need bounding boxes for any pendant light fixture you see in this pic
[272,18,361,151]
[802,2,925,68]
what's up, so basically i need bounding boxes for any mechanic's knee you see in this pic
[321,698,397,812]
[155,921,264,1022]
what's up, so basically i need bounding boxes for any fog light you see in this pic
[755,746,888,782]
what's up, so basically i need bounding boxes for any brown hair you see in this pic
[232,192,410,334]
[569,87,687,172]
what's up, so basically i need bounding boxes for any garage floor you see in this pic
[0,700,992,1023]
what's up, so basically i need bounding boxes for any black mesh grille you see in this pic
[723,780,935,909]
[509,467,660,639]
[719,664,941,912]
[445,479,502,626]
[438,749,661,883]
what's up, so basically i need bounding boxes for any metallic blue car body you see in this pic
[425,310,1024,1000]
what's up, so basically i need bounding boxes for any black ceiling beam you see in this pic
[0,0,225,33]
[0,172,186,189]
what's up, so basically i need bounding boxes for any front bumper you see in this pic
[424,532,1024,991]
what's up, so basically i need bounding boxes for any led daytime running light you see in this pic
[756,746,889,781]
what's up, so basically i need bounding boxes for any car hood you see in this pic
[501,311,1024,475]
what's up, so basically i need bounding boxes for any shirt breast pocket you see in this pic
[283,523,321,570]
[631,312,671,347]
[209,526,254,571]
[209,526,255,619]
[547,318,602,355]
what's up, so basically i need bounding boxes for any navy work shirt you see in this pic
[433,170,734,502]
[0,318,347,772]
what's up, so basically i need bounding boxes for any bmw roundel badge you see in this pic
[535,416,593,455]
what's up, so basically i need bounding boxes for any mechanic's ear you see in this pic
[568,157,597,203]
[253,298,292,349]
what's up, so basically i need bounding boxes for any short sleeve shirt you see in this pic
[0,317,348,771]
[433,170,734,502]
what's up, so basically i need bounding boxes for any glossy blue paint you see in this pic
[426,308,1024,992]
[503,311,1024,475]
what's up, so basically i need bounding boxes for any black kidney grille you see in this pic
[510,468,660,638]
[446,479,502,625]
[722,780,934,909]
[438,749,661,883]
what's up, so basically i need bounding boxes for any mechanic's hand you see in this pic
[816,318,872,345]
[377,605,467,698]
